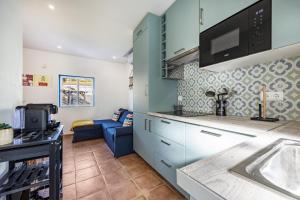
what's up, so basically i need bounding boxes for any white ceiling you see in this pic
[22,0,175,63]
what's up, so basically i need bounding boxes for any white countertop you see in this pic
[148,112,287,136]
[177,121,300,200]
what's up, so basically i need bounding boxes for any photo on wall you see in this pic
[59,75,95,107]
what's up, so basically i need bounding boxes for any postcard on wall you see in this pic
[34,75,53,87]
[22,74,34,86]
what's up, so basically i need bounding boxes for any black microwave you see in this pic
[200,0,271,68]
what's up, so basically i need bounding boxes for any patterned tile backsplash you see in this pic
[178,56,300,121]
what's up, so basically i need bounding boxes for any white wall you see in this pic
[0,0,23,123]
[0,1,23,198]
[23,48,130,130]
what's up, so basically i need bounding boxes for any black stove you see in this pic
[158,111,212,117]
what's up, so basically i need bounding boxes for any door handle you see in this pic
[148,120,152,133]
[161,160,172,168]
[200,130,222,137]
[174,48,185,55]
[144,119,148,131]
[200,8,204,25]
[161,120,170,124]
[161,140,171,146]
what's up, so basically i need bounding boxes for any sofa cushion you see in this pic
[102,121,122,130]
[122,113,133,127]
[118,108,128,113]
[118,111,133,124]
[93,119,115,126]
[112,111,121,121]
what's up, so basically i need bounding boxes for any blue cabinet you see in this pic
[272,0,300,48]
[133,112,155,167]
[133,28,149,113]
[199,0,259,32]
[152,124,188,198]
[186,124,255,165]
[133,13,177,113]
[151,117,185,146]
[165,0,200,60]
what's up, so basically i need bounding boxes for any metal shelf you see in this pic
[0,163,49,197]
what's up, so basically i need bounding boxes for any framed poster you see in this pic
[34,75,53,87]
[59,75,95,107]
[23,74,34,86]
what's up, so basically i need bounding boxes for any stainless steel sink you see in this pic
[230,138,300,200]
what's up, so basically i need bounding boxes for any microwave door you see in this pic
[200,9,249,67]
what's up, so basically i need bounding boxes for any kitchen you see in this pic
[132,0,300,199]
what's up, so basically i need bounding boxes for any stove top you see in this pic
[158,111,212,117]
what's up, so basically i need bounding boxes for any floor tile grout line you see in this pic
[92,150,113,200]
[63,136,184,200]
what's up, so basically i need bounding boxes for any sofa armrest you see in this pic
[115,126,133,137]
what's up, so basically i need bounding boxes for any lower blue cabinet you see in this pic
[154,135,185,168]
[153,134,188,198]
[154,145,188,198]
[133,112,155,167]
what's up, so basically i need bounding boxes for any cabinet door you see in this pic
[186,124,254,165]
[133,30,149,113]
[272,0,300,48]
[166,0,200,60]
[151,117,185,146]
[200,0,258,32]
[133,113,155,166]
[154,135,185,168]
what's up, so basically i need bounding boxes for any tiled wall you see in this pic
[178,56,300,120]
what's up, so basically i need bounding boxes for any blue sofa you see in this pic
[72,124,102,143]
[93,110,133,158]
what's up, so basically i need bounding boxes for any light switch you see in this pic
[262,91,284,101]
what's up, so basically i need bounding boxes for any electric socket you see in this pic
[260,91,284,101]
[178,96,183,102]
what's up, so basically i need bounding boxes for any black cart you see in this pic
[0,126,63,200]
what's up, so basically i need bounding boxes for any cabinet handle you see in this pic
[200,8,204,25]
[144,119,148,131]
[161,160,172,168]
[174,48,185,55]
[200,130,221,137]
[148,120,152,133]
[145,84,148,97]
[161,140,171,146]
[161,120,171,124]
[136,29,143,37]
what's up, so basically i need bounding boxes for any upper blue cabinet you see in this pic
[165,0,200,60]
[199,0,300,48]
[199,0,259,32]
[272,0,300,48]
[133,13,177,114]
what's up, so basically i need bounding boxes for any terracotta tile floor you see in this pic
[62,135,185,200]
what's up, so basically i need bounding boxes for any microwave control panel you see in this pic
[248,0,271,53]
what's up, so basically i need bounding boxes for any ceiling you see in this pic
[22,0,175,63]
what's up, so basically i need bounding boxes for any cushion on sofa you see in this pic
[112,111,121,121]
[123,114,133,127]
[118,111,133,124]
[118,108,128,113]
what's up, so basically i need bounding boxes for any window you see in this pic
[59,75,95,107]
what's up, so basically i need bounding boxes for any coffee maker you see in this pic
[14,104,59,132]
